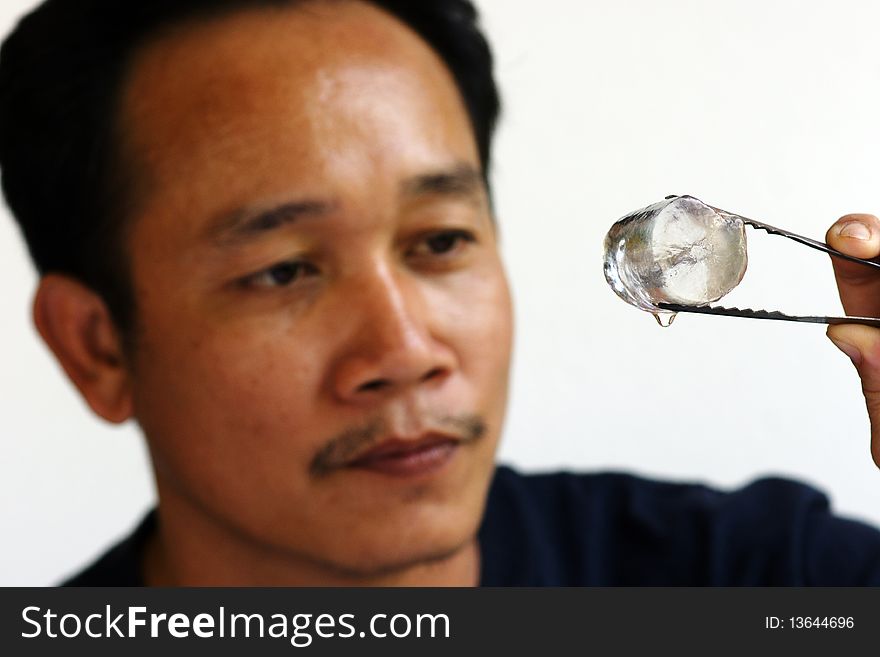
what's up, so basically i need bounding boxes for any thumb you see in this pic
[827,324,880,468]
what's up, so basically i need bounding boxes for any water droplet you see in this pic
[653,312,677,327]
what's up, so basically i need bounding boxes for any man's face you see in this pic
[118,1,512,577]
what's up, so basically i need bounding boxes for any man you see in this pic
[1,0,878,585]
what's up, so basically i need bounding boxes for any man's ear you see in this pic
[33,274,134,424]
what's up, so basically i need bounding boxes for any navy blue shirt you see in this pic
[63,465,880,586]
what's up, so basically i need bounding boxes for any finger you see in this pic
[825,214,880,316]
[827,324,880,469]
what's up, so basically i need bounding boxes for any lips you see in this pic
[347,433,460,477]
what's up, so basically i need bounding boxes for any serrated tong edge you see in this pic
[656,303,880,328]
[658,196,880,327]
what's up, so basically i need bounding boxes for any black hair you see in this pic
[0,0,500,337]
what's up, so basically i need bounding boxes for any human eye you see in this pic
[408,229,477,259]
[238,259,319,289]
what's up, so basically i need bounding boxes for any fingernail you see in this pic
[837,220,872,241]
[828,336,863,366]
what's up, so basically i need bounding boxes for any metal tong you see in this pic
[656,196,880,328]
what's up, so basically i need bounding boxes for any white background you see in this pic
[2,0,879,585]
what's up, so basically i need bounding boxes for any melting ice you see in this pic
[603,196,748,323]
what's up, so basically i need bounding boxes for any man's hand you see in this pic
[826,214,880,468]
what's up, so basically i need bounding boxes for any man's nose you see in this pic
[330,265,456,402]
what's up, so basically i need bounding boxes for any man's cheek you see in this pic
[141,347,311,450]
[149,397,313,507]
[191,369,312,447]
[458,280,512,359]
[184,328,317,394]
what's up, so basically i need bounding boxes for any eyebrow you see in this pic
[208,200,334,247]
[401,163,485,200]
[207,163,485,248]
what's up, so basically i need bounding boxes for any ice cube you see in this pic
[603,196,747,314]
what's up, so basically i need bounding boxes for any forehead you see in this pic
[118,1,478,230]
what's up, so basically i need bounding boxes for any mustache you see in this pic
[310,413,487,477]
